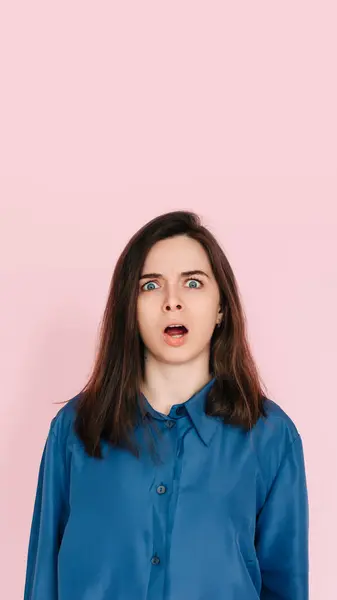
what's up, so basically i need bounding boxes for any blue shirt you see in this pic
[24,378,309,600]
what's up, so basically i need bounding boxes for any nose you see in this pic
[164,302,183,312]
[163,284,183,313]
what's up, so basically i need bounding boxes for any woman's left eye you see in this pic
[186,279,202,288]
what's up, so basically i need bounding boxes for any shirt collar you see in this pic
[138,377,219,446]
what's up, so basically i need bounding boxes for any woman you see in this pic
[23,210,309,599]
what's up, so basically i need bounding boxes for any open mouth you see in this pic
[164,325,189,338]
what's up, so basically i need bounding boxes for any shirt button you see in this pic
[156,484,167,495]
[151,555,160,565]
[175,406,186,416]
[165,420,176,428]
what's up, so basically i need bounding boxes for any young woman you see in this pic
[23,210,309,600]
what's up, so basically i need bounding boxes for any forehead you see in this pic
[142,235,211,271]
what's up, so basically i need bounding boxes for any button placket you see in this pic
[151,554,160,566]
[149,417,176,581]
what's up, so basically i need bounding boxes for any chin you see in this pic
[159,347,204,364]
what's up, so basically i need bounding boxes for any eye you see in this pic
[142,281,160,292]
[186,278,203,289]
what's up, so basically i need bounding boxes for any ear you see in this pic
[216,304,226,325]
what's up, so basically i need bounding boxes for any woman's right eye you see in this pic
[142,281,159,292]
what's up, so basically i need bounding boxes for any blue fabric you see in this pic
[24,378,309,599]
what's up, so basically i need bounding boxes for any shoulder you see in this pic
[259,395,301,443]
[250,395,304,485]
[49,392,81,444]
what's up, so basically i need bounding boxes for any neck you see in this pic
[141,351,213,415]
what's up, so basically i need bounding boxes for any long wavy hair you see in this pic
[55,210,268,459]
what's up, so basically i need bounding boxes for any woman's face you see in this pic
[136,235,223,366]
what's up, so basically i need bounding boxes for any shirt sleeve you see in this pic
[255,433,309,600]
[23,423,70,600]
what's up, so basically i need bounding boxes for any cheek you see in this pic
[137,317,161,352]
[190,295,218,319]
[137,297,159,333]
[194,316,217,337]
[190,304,218,336]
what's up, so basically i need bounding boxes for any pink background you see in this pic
[1,2,336,598]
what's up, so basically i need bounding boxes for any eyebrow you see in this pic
[139,270,210,281]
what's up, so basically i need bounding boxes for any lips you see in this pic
[163,323,189,346]
[164,324,189,334]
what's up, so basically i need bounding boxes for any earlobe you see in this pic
[217,305,226,326]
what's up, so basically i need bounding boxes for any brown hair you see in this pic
[55,210,268,458]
